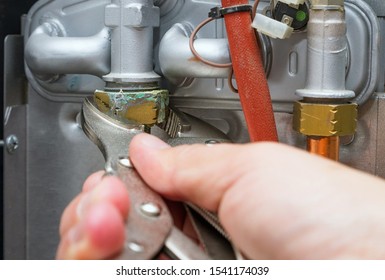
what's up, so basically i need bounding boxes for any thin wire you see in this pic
[252,0,261,18]
[227,68,238,93]
[189,1,262,94]
[189,17,232,68]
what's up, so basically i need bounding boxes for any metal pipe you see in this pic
[296,0,354,99]
[307,136,340,161]
[25,23,111,79]
[293,0,357,161]
[103,0,161,85]
[159,23,231,86]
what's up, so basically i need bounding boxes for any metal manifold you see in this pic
[3,0,385,259]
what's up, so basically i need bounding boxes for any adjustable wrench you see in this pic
[81,97,209,259]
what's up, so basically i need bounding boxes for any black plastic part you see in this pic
[273,1,309,30]
[209,4,252,19]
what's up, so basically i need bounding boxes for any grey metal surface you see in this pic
[25,90,105,259]
[4,106,27,260]
[185,205,235,260]
[164,227,210,260]
[3,35,27,260]
[25,24,111,79]
[4,35,27,108]
[364,0,385,16]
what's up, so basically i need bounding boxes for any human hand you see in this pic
[56,171,130,259]
[58,133,385,259]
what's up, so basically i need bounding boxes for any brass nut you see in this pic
[293,102,357,136]
[94,89,169,126]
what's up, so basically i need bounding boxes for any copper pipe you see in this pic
[307,136,340,161]
[221,0,278,142]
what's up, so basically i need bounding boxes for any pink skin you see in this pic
[57,174,129,259]
[57,133,385,259]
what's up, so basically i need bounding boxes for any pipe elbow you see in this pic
[25,25,111,78]
[159,23,230,86]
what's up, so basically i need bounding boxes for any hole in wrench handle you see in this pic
[114,163,173,260]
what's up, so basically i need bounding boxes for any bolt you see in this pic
[127,242,144,253]
[118,157,133,168]
[140,202,161,217]
[6,135,19,154]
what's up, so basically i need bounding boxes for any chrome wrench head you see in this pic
[81,97,173,259]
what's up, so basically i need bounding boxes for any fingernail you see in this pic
[68,223,85,244]
[63,223,88,259]
[138,134,170,151]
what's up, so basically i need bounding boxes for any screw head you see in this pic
[6,135,19,154]
[140,202,161,217]
[205,139,220,146]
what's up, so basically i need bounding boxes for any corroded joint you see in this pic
[293,102,357,136]
[94,89,169,126]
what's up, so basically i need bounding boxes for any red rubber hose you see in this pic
[221,0,278,142]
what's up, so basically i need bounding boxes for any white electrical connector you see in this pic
[279,0,306,5]
[252,14,294,39]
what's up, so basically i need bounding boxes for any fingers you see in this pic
[59,171,105,236]
[129,133,385,259]
[129,133,348,212]
[57,173,130,259]
[129,133,253,212]
[56,203,126,259]
[82,170,105,192]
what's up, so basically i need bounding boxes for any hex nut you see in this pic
[105,3,160,28]
[123,4,160,27]
[293,102,357,137]
[94,89,169,126]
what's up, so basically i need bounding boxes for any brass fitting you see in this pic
[94,89,169,126]
[293,102,357,136]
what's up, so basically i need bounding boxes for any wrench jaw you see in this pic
[81,97,144,172]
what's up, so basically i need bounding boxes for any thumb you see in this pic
[129,133,258,212]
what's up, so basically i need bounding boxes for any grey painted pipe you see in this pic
[25,23,111,78]
[296,2,355,99]
[159,23,231,86]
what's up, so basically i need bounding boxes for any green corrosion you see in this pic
[94,89,169,126]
